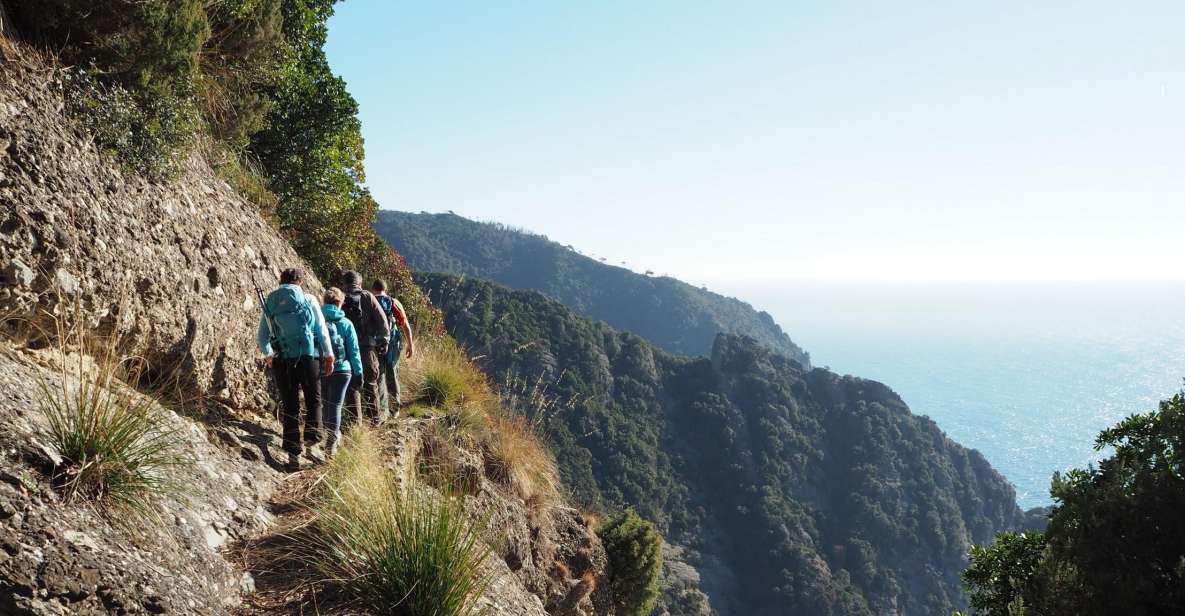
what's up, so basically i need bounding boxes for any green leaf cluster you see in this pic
[963,392,1185,615]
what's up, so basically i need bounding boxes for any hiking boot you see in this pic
[306,444,326,464]
[284,451,302,472]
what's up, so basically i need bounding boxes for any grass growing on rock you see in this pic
[401,336,562,509]
[311,424,492,616]
[35,343,188,513]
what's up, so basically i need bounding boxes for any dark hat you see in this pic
[280,267,305,285]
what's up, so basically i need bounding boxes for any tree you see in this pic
[598,509,663,616]
[964,391,1185,615]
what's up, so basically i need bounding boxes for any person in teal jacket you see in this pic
[320,287,363,455]
[257,268,332,469]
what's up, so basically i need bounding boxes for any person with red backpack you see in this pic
[339,270,391,425]
[256,268,333,470]
[371,278,415,414]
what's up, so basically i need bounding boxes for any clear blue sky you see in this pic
[325,1,1185,283]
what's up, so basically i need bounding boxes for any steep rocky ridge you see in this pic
[419,273,1031,616]
[374,210,811,366]
[0,55,618,615]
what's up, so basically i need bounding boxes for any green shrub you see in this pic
[312,426,491,616]
[62,69,200,180]
[36,353,187,513]
[598,509,663,616]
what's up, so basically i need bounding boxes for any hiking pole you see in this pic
[252,274,284,360]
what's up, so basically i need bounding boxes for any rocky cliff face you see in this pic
[0,58,308,412]
[0,54,616,615]
[419,273,1031,616]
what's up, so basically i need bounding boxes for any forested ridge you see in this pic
[419,273,1034,616]
[374,210,809,366]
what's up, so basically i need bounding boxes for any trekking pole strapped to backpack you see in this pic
[253,274,285,358]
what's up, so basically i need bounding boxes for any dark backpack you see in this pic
[343,289,376,341]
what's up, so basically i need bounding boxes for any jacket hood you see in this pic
[322,303,346,322]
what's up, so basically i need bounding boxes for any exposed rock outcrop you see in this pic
[0,58,313,412]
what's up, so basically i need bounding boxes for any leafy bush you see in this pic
[598,509,663,616]
[13,0,209,178]
[963,391,1185,615]
[62,69,200,180]
[312,425,491,616]
[963,531,1047,616]
[35,351,186,513]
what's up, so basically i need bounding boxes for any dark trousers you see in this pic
[321,371,353,448]
[345,346,382,424]
[272,355,322,454]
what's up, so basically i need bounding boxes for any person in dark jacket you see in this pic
[339,270,390,424]
[257,267,333,470]
[320,287,362,455]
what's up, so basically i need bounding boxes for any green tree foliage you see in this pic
[419,273,1032,615]
[374,210,811,365]
[963,531,1046,616]
[964,392,1185,615]
[599,509,663,616]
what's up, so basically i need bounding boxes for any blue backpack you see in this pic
[266,286,315,358]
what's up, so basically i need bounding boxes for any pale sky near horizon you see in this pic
[325,1,1185,284]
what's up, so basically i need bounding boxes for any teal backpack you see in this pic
[327,317,348,365]
[266,286,315,358]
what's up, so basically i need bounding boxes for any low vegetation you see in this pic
[962,392,1185,615]
[401,336,562,509]
[24,313,190,514]
[598,509,663,616]
[310,425,492,616]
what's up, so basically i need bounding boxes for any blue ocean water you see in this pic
[717,281,1185,510]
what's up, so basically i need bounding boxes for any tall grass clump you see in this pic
[421,368,467,409]
[402,339,563,508]
[33,336,187,513]
[312,425,492,616]
[483,408,561,509]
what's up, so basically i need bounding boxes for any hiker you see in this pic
[320,287,362,455]
[339,270,391,424]
[371,279,415,413]
[257,268,334,469]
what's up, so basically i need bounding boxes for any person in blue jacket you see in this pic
[257,268,333,470]
[320,287,363,455]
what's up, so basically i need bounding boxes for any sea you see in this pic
[714,281,1185,510]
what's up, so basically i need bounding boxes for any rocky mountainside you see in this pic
[0,58,305,412]
[419,273,1033,616]
[0,55,618,616]
[374,210,810,366]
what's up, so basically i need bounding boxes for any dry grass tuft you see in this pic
[401,337,562,509]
